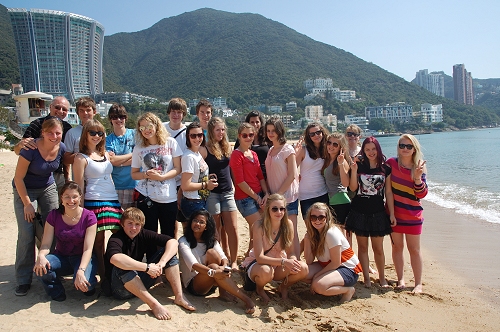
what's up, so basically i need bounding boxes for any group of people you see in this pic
[12,95,428,320]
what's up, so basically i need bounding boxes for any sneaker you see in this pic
[53,293,66,302]
[15,284,30,296]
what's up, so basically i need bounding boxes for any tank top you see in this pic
[299,149,328,200]
[81,153,119,201]
[205,149,232,193]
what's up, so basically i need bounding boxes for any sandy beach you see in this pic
[1,149,499,331]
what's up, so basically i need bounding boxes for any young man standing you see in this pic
[105,208,195,320]
[14,96,73,190]
[195,99,212,138]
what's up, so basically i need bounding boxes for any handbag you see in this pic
[243,230,281,291]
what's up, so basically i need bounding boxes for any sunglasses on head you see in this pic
[398,143,414,150]
[271,207,286,212]
[326,141,339,147]
[110,115,127,120]
[310,214,326,222]
[189,133,204,139]
[53,105,68,112]
[139,124,154,132]
[308,130,322,137]
[240,133,255,139]
[88,130,104,137]
[346,132,360,137]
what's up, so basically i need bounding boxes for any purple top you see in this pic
[46,208,97,256]
[13,141,66,189]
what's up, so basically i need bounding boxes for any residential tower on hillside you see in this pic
[453,64,474,105]
[8,8,105,102]
[414,69,445,97]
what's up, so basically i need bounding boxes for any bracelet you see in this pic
[207,268,215,277]
[281,258,285,271]
[78,267,85,272]
[145,263,150,273]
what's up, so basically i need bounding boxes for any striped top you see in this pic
[316,227,362,273]
[386,157,428,227]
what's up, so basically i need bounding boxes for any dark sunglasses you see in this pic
[189,133,204,139]
[240,133,255,139]
[326,141,339,147]
[271,207,286,212]
[310,214,327,222]
[308,130,322,137]
[110,115,127,120]
[346,132,360,137]
[53,105,68,112]
[88,130,104,137]
[398,143,414,150]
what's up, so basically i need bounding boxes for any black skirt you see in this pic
[345,209,392,237]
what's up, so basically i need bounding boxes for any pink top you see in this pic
[229,149,264,200]
[242,230,287,268]
[265,144,299,203]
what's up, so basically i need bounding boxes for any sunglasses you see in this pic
[88,130,104,137]
[139,124,154,132]
[310,214,327,222]
[326,141,339,147]
[398,143,414,150]
[189,133,204,139]
[240,133,255,139]
[346,132,360,137]
[308,130,322,137]
[271,207,286,212]
[110,115,127,120]
[53,105,69,112]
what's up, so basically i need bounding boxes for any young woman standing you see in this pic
[387,134,427,293]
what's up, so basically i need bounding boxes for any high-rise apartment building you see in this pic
[453,64,474,105]
[414,69,445,97]
[8,8,105,102]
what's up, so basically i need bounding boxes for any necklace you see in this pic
[64,212,79,222]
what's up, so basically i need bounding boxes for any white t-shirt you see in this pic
[64,125,83,153]
[131,137,182,203]
[178,236,227,288]
[316,227,360,272]
[164,122,187,186]
[181,149,209,200]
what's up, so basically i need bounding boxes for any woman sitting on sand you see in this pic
[34,182,97,301]
[241,194,308,304]
[386,134,428,293]
[303,202,362,303]
[178,209,255,314]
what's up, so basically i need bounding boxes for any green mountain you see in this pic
[102,8,498,127]
[0,4,19,89]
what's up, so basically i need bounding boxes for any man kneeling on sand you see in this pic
[105,207,195,320]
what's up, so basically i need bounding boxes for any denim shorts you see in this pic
[337,265,359,287]
[235,196,260,218]
[286,199,299,216]
[180,197,207,220]
[206,190,237,215]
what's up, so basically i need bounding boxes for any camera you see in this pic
[209,173,217,181]
[223,266,231,273]
[140,196,153,208]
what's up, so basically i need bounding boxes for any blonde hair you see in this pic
[323,133,351,174]
[120,207,145,228]
[261,194,293,250]
[304,202,335,257]
[397,134,426,178]
[136,112,169,147]
[79,119,106,156]
[206,117,231,160]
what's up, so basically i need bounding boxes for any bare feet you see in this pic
[396,281,406,290]
[218,289,238,303]
[174,296,196,311]
[244,298,256,314]
[379,279,390,288]
[150,303,171,320]
[256,287,270,305]
[231,262,239,272]
[412,284,423,294]
[277,283,289,300]
[363,278,372,288]
[339,287,355,303]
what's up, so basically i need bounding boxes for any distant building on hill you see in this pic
[305,105,323,120]
[268,105,282,113]
[94,92,158,104]
[304,78,356,102]
[365,103,414,124]
[419,103,443,123]
[453,64,474,105]
[344,115,369,130]
[285,101,297,111]
[414,69,445,97]
[8,8,105,102]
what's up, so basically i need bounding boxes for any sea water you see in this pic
[377,128,500,224]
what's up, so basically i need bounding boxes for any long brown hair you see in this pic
[304,202,335,257]
[206,117,231,160]
[79,119,106,156]
[304,122,329,160]
[261,194,293,250]
[323,133,351,175]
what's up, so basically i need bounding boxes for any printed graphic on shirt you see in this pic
[198,158,210,199]
[358,174,385,196]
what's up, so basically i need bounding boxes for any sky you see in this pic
[2,0,499,81]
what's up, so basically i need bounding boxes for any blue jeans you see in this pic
[13,183,59,286]
[235,196,260,218]
[180,197,207,220]
[38,253,98,300]
[110,248,179,300]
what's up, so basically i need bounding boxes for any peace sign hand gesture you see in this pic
[337,148,345,165]
[414,160,426,183]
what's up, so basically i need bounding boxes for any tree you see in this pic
[368,118,393,132]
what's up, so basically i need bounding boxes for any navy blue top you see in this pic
[205,149,232,193]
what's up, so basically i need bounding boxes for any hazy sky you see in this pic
[3,0,499,81]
